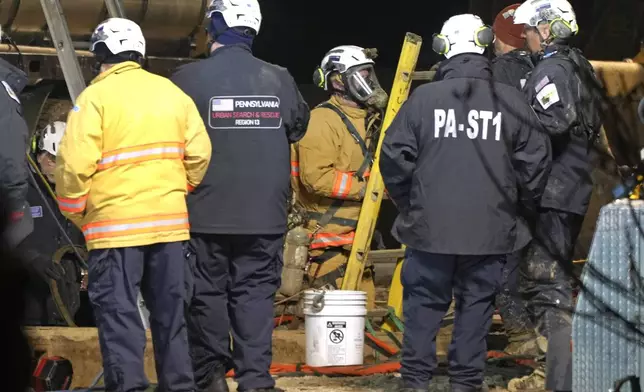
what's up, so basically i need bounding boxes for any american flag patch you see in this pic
[211,98,234,111]
[535,75,550,92]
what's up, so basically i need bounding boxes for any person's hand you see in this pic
[27,255,65,282]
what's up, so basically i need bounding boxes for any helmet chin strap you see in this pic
[92,56,105,75]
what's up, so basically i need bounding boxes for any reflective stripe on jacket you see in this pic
[55,62,212,250]
[291,96,370,248]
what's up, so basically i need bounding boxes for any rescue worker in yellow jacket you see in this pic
[55,18,211,392]
[291,45,389,309]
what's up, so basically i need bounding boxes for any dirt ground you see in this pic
[224,375,511,391]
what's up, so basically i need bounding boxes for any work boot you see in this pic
[504,329,548,357]
[507,368,546,392]
[205,367,230,392]
[504,336,547,357]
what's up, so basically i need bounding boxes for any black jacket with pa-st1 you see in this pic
[171,44,310,235]
[491,49,536,90]
[380,54,552,255]
[523,44,602,216]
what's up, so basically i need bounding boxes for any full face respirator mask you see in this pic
[341,64,389,109]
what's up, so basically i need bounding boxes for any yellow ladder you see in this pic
[339,32,439,332]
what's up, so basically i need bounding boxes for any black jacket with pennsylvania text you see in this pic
[380,54,552,255]
[171,44,310,234]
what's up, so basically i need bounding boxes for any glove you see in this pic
[26,253,66,282]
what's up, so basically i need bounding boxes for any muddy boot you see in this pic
[507,368,546,392]
[504,330,547,357]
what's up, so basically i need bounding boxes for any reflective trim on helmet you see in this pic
[527,7,561,26]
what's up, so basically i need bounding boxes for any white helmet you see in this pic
[90,18,146,57]
[433,14,494,59]
[315,45,375,94]
[207,0,262,35]
[38,121,66,156]
[513,0,578,38]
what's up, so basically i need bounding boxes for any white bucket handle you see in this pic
[311,291,325,311]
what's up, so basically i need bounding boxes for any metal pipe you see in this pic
[0,43,93,56]
[105,0,125,19]
[39,0,86,103]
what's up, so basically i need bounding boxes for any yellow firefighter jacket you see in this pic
[55,62,212,251]
[291,96,372,249]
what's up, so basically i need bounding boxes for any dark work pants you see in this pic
[520,208,583,391]
[88,242,195,392]
[400,248,505,391]
[186,234,283,391]
[496,250,535,339]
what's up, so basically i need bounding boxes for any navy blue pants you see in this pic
[400,249,505,391]
[186,234,283,391]
[88,242,195,392]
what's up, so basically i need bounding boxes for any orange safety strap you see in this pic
[97,142,185,171]
[57,194,88,214]
[82,212,189,241]
[309,231,355,249]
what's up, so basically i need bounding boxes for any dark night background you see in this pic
[249,0,643,105]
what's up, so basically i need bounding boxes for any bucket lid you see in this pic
[303,289,367,297]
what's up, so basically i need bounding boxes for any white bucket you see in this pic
[303,289,367,367]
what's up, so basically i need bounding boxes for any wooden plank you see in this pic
[26,327,156,389]
[25,328,408,388]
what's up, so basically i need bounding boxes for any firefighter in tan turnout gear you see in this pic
[290,45,389,309]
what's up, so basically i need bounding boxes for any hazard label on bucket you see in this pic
[327,321,347,329]
[329,329,344,344]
